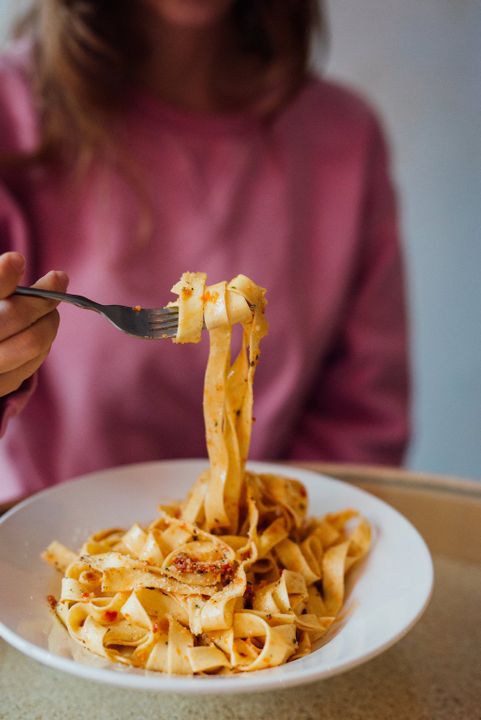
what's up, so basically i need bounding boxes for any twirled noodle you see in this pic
[43,273,371,674]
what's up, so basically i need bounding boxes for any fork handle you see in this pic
[13,286,102,312]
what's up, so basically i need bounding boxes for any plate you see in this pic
[0,459,433,694]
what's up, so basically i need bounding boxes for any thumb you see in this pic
[0,252,26,299]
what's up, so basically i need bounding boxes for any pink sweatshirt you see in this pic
[0,46,410,504]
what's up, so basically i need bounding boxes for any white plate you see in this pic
[0,459,433,694]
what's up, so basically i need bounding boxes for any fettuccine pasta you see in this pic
[43,273,371,675]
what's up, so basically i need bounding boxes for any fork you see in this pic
[13,286,179,339]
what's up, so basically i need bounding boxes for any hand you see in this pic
[0,252,69,397]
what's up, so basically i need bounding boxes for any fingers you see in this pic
[0,252,69,397]
[0,351,49,397]
[0,267,69,342]
[0,309,61,374]
[0,252,26,298]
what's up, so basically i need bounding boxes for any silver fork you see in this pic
[13,286,179,339]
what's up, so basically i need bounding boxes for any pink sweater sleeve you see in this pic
[0,182,37,436]
[287,118,411,465]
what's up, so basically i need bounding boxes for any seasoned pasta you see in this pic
[43,273,370,674]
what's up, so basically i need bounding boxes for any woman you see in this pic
[0,0,410,505]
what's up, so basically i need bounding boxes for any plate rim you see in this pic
[0,459,434,694]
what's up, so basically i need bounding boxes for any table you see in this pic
[1,464,480,720]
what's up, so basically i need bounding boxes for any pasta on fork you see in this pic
[43,272,371,675]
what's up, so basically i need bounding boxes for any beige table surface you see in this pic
[1,464,480,720]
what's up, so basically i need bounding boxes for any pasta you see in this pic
[43,272,371,675]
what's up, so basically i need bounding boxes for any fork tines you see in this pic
[147,307,179,338]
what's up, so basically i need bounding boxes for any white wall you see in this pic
[0,0,27,44]
[1,1,480,477]
[324,0,481,478]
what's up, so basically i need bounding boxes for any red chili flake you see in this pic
[104,610,118,622]
[171,553,235,582]
[47,595,57,610]
[81,591,91,598]
[202,291,219,304]
[152,623,159,633]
